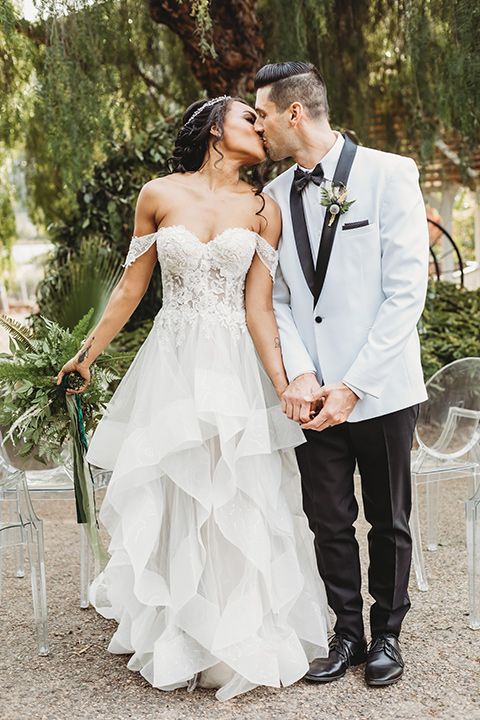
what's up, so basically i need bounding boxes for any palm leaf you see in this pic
[0,315,37,352]
[37,239,124,332]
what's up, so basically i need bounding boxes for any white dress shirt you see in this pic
[298,132,344,261]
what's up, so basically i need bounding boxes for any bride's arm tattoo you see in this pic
[274,336,281,349]
[78,337,95,364]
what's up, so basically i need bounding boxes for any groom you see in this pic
[254,62,429,686]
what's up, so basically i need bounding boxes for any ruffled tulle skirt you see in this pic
[87,318,329,701]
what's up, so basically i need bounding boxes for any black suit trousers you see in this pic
[295,405,418,642]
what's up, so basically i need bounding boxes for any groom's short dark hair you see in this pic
[254,62,329,120]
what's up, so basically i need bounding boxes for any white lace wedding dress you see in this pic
[87,225,329,701]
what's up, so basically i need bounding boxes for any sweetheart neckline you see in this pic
[155,224,260,247]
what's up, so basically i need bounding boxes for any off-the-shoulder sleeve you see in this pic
[123,232,158,268]
[255,234,278,281]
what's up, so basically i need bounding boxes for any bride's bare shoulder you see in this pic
[140,174,186,195]
[137,174,188,215]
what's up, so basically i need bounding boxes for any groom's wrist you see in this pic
[343,380,365,400]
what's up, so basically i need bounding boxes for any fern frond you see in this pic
[0,315,37,352]
[0,361,53,384]
[71,307,95,342]
[95,351,137,368]
[41,316,56,331]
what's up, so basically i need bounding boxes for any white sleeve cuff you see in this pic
[343,381,366,401]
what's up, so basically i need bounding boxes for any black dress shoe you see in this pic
[305,634,368,683]
[365,634,404,686]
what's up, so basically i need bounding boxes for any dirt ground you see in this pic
[1,476,479,720]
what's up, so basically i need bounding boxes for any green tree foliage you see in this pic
[0,1,35,260]
[258,0,374,138]
[1,0,479,241]
[2,0,200,229]
[0,161,16,272]
[48,119,176,255]
[399,0,480,160]
[42,118,177,331]
[259,0,480,158]
[0,1,34,149]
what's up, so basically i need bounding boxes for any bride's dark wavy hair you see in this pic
[169,96,266,217]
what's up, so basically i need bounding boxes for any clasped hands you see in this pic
[280,373,359,431]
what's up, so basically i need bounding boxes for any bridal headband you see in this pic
[184,95,231,127]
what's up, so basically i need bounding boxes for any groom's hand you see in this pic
[281,373,322,423]
[300,382,359,431]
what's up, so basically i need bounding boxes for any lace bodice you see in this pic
[124,225,278,345]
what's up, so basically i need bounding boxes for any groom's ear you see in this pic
[289,102,303,127]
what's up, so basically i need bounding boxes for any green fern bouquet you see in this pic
[0,309,133,465]
[0,310,135,566]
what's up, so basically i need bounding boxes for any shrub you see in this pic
[419,280,480,380]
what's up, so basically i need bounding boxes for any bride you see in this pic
[57,95,329,701]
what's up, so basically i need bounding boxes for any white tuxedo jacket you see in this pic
[265,145,429,422]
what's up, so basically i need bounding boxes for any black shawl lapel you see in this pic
[313,135,358,307]
[289,180,316,296]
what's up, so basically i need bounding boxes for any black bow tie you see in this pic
[292,163,324,194]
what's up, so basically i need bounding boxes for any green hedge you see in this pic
[419,279,480,381]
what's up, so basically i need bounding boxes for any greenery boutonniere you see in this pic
[320,182,356,226]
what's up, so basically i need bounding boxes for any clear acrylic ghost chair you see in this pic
[466,482,480,629]
[411,357,480,595]
[0,467,48,654]
[0,430,111,608]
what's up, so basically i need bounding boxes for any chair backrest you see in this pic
[0,428,75,493]
[416,357,480,459]
[0,470,42,548]
[0,429,19,474]
[0,428,109,494]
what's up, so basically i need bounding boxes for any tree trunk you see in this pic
[148,0,264,96]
